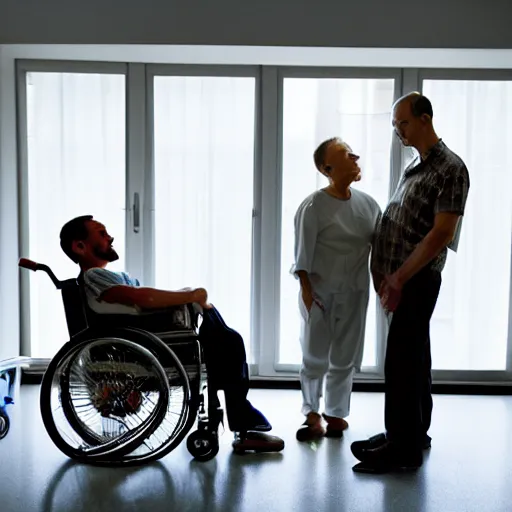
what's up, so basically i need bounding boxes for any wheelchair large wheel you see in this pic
[41,327,192,466]
[0,408,9,440]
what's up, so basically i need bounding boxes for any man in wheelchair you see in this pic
[59,215,284,454]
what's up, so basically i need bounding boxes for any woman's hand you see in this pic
[302,288,325,312]
[302,288,314,312]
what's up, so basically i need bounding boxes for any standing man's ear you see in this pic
[323,165,332,173]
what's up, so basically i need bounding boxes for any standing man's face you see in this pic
[392,101,417,147]
[392,99,432,149]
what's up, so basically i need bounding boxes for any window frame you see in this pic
[13,59,512,385]
[15,59,131,359]
[144,64,262,369]
[410,67,512,383]
[257,66,404,379]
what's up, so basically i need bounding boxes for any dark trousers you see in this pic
[198,305,270,432]
[384,268,442,451]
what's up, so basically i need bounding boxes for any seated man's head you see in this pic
[313,137,361,187]
[60,215,119,270]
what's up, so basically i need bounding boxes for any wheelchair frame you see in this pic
[18,258,224,466]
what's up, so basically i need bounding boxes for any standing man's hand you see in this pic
[379,273,403,313]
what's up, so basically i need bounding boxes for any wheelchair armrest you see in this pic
[136,304,200,329]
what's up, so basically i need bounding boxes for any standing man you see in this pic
[292,137,382,442]
[351,92,470,473]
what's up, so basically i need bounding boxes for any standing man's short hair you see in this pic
[394,92,434,119]
[60,215,93,263]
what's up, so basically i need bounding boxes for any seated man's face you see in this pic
[77,220,119,263]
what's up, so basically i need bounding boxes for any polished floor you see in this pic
[1,385,511,512]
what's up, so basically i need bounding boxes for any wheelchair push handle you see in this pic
[18,258,38,271]
[18,258,64,289]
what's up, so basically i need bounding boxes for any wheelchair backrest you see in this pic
[60,272,129,337]
[60,277,90,338]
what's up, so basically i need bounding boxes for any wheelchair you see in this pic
[18,258,229,466]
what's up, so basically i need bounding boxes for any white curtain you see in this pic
[153,77,255,357]
[423,80,512,370]
[279,78,396,366]
[26,72,126,358]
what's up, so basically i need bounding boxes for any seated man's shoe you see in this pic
[322,413,348,438]
[232,432,285,454]
[296,412,326,442]
[352,441,423,474]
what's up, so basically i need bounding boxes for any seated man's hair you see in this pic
[313,137,342,172]
[60,215,94,263]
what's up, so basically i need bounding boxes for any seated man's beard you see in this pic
[95,248,119,262]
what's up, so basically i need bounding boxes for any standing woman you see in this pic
[292,137,381,441]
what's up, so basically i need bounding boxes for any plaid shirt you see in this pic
[371,139,470,277]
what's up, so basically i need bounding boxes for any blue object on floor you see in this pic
[0,358,26,440]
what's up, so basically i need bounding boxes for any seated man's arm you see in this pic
[84,268,208,310]
[101,285,207,310]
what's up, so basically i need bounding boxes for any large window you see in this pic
[422,78,512,371]
[15,60,512,384]
[152,74,256,353]
[278,77,396,367]
[22,69,127,358]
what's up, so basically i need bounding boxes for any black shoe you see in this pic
[351,433,387,461]
[351,433,431,461]
[352,441,422,474]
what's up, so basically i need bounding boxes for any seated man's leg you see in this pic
[199,306,284,452]
[199,305,270,431]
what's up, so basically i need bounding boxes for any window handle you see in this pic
[133,192,140,233]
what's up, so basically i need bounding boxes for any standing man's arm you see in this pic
[382,164,470,311]
[390,213,460,286]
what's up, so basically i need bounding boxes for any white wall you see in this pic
[2,0,512,49]
[0,45,20,360]
[1,44,512,360]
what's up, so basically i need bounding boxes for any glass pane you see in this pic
[153,76,255,356]
[279,78,395,366]
[422,79,512,370]
[25,72,126,358]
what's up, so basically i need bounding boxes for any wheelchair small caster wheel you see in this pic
[0,410,10,440]
[187,430,219,462]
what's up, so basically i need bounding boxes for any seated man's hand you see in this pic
[192,287,213,309]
